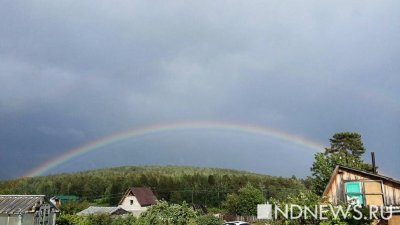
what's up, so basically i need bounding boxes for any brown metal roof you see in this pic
[336,165,400,185]
[119,187,157,206]
[131,187,157,206]
[0,195,57,215]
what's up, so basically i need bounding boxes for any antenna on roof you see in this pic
[371,152,378,174]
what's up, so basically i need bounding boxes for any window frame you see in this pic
[344,181,364,205]
[362,180,385,206]
[343,180,385,206]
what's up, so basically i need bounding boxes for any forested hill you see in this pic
[0,166,306,207]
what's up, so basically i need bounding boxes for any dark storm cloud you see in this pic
[0,1,399,179]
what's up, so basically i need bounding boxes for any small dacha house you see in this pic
[118,187,157,216]
[323,165,400,225]
[0,195,59,225]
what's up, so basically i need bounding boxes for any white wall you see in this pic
[118,195,146,212]
[0,214,34,225]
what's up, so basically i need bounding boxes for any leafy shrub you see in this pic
[111,214,137,225]
[56,214,88,225]
[137,200,197,225]
[195,214,223,225]
[59,201,90,214]
[86,213,113,225]
[223,183,265,216]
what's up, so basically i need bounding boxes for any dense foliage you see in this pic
[56,201,223,225]
[270,190,321,225]
[0,166,305,207]
[136,201,197,225]
[325,132,366,157]
[194,214,222,225]
[223,183,265,216]
[310,132,372,195]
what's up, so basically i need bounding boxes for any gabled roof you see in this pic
[77,206,128,215]
[323,165,400,197]
[119,187,157,206]
[0,195,58,215]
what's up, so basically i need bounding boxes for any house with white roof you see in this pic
[0,195,59,225]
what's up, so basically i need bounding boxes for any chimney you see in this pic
[371,152,377,174]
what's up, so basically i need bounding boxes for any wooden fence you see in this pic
[220,214,258,223]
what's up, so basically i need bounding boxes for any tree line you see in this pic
[0,166,304,207]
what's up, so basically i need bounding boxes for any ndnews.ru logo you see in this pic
[257,203,393,221]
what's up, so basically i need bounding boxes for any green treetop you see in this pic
[325,132,366,157]
[310,132,372,195]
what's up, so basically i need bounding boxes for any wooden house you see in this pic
[118,187,157,216]
[0,195,59,225]
[323,165,400,224]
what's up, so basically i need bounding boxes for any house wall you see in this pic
[0,213,56,225]
[118,195,146,212]
[388,214,400,225]
[324,169,400,206]
[0,214,39,225]
[22,214,34,225]
[385,182,400,206]
[0,215,16,225]
[0,214,26,225]
[0,215,7,225]
[324,169,366,204]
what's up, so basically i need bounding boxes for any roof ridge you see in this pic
[337,165,400,185]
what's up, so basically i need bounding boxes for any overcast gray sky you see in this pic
[0,1,399,180]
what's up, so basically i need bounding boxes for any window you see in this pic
[130,200,134,205]
[345,180,384,206]
[345,182,364,205]
[364,181,384,206]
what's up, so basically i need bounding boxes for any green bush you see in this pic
[195,214,223,225]
[56,214,74,225]
[56,214,89,225]
[59,201,90,214]
[56,203,223,225]
[86,214,113,225]
[56,214,113,225]
[223,183,265,216]
[137,200,197,225]
[111,214,137,225]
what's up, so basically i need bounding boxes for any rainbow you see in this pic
[24,121,325,177]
